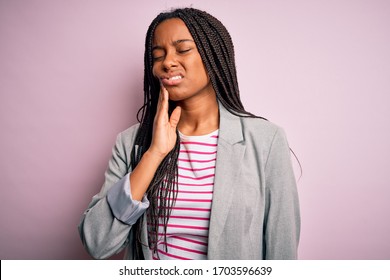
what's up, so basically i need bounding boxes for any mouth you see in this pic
[160,75,183,86]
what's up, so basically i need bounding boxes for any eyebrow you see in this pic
[152,39,194,51]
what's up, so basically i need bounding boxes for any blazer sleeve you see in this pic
[78,127,147,259]
[263,128,301,259]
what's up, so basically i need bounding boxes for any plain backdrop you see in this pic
[1,0,389,259]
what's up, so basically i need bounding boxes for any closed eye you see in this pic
[153,55,164,62]
[178,49,191,54]
[152,47,193,62]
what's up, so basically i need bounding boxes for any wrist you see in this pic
[144,148,167,163]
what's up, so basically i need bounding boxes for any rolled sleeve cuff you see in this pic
[107,173,149,225]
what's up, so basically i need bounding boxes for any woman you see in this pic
[79,7,300,260]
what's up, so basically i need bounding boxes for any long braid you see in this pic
[131,8,265,259]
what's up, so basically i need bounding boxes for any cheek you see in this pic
[194,58,209,80]
[196,64,210,83]
[187,58,208,81]
[152,64,158,78]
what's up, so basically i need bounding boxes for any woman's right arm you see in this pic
[78,127,144,259]
[78,86,181,259]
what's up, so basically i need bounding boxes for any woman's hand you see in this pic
[129,86,181,201]
[148,86,181,159]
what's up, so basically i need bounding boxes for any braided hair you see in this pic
[130,7,260,258]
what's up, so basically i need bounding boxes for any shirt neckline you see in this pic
[178,129,219,140]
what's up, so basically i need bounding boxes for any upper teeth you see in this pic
[169,76,182,80]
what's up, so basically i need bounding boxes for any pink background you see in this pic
[1,0,389,260]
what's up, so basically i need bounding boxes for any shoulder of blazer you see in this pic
[218,103,282,147]
[116,123,140,146]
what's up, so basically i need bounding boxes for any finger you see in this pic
[169,106,181,129]
[155,86,169,122]
[156,85,164,113]
[161,86,168,108]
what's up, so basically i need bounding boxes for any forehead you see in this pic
[153,18,194,45]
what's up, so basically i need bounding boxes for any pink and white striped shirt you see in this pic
[151,130,219,260]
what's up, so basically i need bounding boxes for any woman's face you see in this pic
[152,18,215,103]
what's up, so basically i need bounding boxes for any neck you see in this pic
[176,92,219,136]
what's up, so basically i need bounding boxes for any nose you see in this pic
[162,51,178,71]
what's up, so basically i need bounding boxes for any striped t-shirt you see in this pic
[151,129,219,260]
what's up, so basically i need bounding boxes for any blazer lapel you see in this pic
[207,104,246,258]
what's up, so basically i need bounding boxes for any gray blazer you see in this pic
[78,104,300,259]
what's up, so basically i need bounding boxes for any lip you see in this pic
[160,73,184,87]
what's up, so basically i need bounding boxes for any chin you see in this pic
[168,96,183,102]
[167,89,187,101]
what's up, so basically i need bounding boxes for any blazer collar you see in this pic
[218,103,244,145]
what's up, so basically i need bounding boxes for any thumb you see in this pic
[169,106,181,129]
